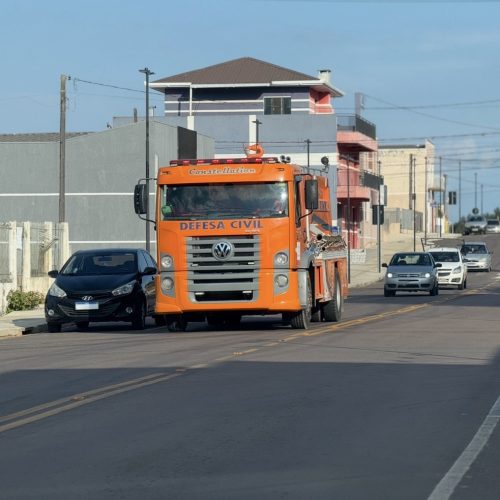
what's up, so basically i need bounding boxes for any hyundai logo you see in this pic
[81,296,94,301]
[212,240,234,261]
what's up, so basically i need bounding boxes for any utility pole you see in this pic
[59,74,68,223]
[413,156,416,251]
[481,184,484,214]
[377,159,382,273]
[424,156,428,244]
[305,139,311,169]
[474,172,478,211]
[439,157,442,238]
[409,154,413,210]
[458,160,462,223]
[443,174,448,234]
[347,158,351,283]
[139,67,154,252]
[253,119,262,145]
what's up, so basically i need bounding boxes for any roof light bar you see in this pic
[169,157,280,166]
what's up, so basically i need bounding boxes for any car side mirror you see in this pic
[48,270,59,278]
[382,263,388,268]
[435,263,442,268]
[142,266,157,276]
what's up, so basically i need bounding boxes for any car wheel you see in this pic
[458,280,464,290]
[75,321,89,331]
[47,322,61,333]
[322,270,343,322]
[287,275,312,329]
[131,301,146,330]
[430,283,438,296]
[384,289,395,297]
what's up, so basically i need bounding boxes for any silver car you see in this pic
[486,219,500,234]
[461,242,493,272]
[383,252,441,297]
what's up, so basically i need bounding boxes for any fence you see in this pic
[0,222,70,315]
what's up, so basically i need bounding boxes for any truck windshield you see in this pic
[159,182,288,220]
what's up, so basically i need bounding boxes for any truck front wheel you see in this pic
[285,275,312,329]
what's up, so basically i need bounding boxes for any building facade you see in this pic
[378,141,445,235]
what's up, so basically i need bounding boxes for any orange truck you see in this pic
[134,153,348,331]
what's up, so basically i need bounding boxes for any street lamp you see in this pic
[139,67,154,252]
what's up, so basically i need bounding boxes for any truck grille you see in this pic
[186,235,260,302]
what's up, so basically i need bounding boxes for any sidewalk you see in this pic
[0,232,453,339]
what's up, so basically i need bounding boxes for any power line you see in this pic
[364,93,500,132]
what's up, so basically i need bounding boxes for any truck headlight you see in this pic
[162,277,174,290]
[274,274,288,288]
[274,252,289,266]
[161,254,173,270]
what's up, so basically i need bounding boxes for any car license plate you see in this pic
[472,228,479,232]
[75,302,99,310]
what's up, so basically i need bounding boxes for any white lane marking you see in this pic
[428,395,500,500]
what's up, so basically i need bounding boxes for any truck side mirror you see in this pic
[305,179,318,210]
[134,184,147,215]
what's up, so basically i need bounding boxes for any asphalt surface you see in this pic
[1,234,500,500]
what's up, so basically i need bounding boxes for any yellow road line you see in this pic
[0,371,183,434]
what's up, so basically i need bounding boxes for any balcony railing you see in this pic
[337,114,377,140]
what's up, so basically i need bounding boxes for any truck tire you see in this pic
[166,315,188,332]
[287,275,312,329]
[322,269,343,322]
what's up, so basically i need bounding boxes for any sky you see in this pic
[2,0,500,223]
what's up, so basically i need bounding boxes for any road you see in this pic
[1,235,500,500]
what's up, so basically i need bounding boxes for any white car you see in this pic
[428,247,468,289]
[486,219,500,234]
[460,242,493,272]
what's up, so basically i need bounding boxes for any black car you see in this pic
[45,248,157,332]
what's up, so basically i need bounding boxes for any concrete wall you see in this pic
[0,122,214,255]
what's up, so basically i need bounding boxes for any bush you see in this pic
[6,290,45,313]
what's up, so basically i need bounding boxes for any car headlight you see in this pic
[387,272,393,278]
[452,266,462,274]
[48,282,67,298]
[112,280,135,296]
[161,254,173,270]
[423,272,431,278]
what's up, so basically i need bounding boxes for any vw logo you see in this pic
[212,240,234,261]
[81,295,94,301]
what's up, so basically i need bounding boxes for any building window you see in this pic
[264,97,291,115]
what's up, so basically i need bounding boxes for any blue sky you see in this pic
[2,0,500,221]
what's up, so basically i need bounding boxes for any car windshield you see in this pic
[61,252,137,275]
[462,244,487,254]
[389,253,432,266]
[159,182,289,220]
[487,220,499,226]
[468,216,484,222]
[430,251,460,263]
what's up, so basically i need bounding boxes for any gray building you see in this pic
[0,122,214,255]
